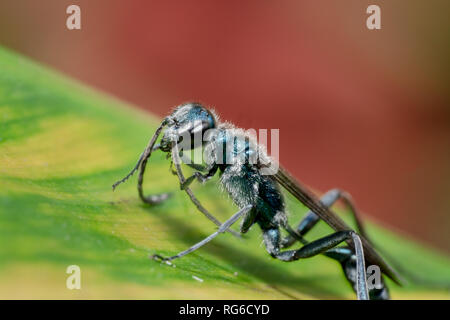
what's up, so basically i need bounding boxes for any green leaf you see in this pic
[0,46,449,299]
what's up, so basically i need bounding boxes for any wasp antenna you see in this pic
[112,119,167,192]
[137,119,169,203]
[112,151,145,191]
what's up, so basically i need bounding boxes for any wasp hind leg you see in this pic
[281,189,369,248]
[325,247,389,300]
[280,188,389,299]
[263,228,370,300]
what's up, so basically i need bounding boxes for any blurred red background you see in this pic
[1,1,449,251]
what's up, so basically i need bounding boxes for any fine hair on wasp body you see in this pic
[112,102,393,300]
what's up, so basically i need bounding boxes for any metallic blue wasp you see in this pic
[113,102,400,300]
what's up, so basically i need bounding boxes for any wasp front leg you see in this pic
[180,165,218,190]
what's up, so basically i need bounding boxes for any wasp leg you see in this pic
[279,189,389,299]
[184,163,208,172]
[152,205,252,262]
[263,228,369,300]
[281,189,369,248]
[171,144,241,238]
[180,166,218,190]
[325,247,389,300]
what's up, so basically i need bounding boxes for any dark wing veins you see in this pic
[270,165,402,285]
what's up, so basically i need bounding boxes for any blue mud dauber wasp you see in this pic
[113,102,402,300]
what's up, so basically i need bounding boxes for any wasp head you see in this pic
[159,102,217,152]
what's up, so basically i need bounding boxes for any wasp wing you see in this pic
[271,165,402,285]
